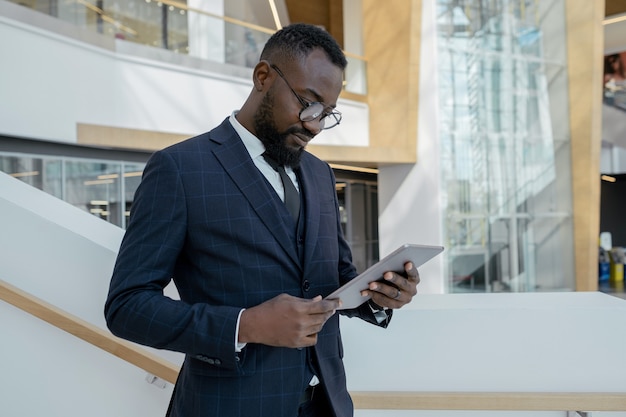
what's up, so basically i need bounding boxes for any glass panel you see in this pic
[64,160,122,226]
[0,155,63,199]
[437,0,574,293]
[224,22,271,68]
[336,181,348,236]
[8,1,368,91]
[123,162,145,227]
[335,180,379,272]
[1,152,146,229]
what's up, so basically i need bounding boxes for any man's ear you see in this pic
[253,60,272,92]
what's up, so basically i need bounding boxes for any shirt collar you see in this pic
[229,111,265,160]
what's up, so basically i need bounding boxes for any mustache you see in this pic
[284,127,315,140]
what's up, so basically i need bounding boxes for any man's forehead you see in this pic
[295,51,343,82]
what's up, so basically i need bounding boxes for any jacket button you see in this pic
[302,280,310,292]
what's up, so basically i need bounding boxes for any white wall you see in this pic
[378,0,445,296]
[0,171,182,416]
[345,292,626,417]
[0,3,368,147]
[1,302,175,417]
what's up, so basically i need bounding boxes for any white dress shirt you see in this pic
[228,112,302,353]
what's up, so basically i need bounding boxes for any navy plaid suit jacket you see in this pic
[105,118,390,417]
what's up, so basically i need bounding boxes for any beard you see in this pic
[253,90,308,168]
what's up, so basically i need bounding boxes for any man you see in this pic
[105,23,419,417]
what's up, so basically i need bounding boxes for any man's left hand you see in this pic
[361,262,420,309]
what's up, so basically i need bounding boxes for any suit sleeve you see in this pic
[104,150,242,370]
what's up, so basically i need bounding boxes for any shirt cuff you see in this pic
[235,308,247,352]
[368,300,389,324]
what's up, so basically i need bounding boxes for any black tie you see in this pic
[263,153,300,222]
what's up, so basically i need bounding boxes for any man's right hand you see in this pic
[238,294,341,348]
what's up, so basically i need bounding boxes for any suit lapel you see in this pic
[208,120,299,266]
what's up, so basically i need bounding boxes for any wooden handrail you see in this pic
[1,279,625,411]
[0,279,180,384]
[350,392,626,411]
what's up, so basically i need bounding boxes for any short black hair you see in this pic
[260,23,347,70]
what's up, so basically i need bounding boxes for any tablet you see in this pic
[326,243,444,309]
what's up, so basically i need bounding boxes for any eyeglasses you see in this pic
[270,64,342,130]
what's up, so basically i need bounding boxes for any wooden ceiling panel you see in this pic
[606,0,626,17]
[284,0,343,47]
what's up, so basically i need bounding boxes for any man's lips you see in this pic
[290,133,312,148]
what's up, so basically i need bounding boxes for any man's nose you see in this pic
[302,118,323,136]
